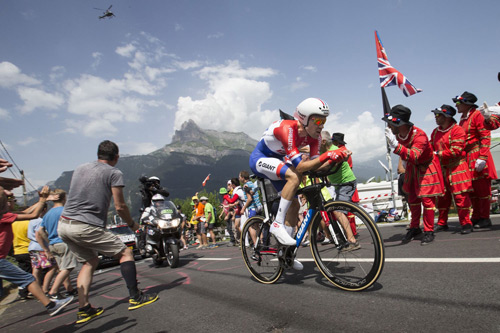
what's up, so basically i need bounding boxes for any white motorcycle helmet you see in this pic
[152,194,165,208]
[148,176,160,184]
[293,98,330,126]
[152,194,165,201]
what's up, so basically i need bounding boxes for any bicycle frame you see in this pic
[253,174,349,261]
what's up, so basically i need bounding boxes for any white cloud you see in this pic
[61,34,175,137]
[63,73,161,136]
[144,66,175,81]
[301,65,317,72]
[290,77,309,92]
[196,60,276,82]
[17,86,64,114]
[121,141,159,155]
[91,52,103,69]
[18,137,37,146]
[174,23,183,31]
[208,32,224,39]
[0,62,40,88]
[49,66,66,82]
[174,60,204,70]
[327,111,386,163]
[116,43,137,58]
[84,119,118,137]
[174,60,279,139]
[0,107,10,119]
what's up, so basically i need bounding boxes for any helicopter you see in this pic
[95,5,115,19]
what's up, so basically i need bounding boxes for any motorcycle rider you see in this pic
[139,176,170,211]
[140,194,166,224]
[137,177,169,254]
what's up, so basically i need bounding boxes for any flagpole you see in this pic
[381,87,398,211]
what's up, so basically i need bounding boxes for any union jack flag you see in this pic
[375,31,422,97]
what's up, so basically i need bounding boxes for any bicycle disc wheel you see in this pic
[310,201,385,291]
[241,216,283,284]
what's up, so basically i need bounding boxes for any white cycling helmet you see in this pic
[293,98,330,126]
[152,194,165,201]
[148,176,160,182]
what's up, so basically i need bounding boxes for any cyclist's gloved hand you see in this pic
[319,149,347,164]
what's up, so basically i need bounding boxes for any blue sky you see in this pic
[1,0,500,194]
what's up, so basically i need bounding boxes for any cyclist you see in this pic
[249,98,349,269]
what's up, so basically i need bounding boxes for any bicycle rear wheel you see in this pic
[241,216,283,284]
[310,201,385,291]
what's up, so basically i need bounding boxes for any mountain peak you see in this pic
[171,119,204,144]
[152,120,258,160]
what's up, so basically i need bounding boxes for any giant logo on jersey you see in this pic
[258,160,276,172]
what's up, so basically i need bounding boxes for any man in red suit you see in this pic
[454,92,497,229]
[430,104,473,234]
[383,105,444,245]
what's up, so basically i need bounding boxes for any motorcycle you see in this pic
[142,200,182,268]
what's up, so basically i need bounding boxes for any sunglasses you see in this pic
[311,118,326,126]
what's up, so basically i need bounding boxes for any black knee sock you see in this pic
[120,261,139,298]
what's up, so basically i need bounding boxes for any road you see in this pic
[1,217,499,332]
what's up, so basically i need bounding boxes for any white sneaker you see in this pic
[293,259,303,271]
[270,222,296,246]
[322,237,331,245]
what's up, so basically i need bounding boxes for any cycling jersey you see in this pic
[250,119,321,191]
[255,119,320,166]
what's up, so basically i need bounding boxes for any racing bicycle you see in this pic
[240,168,385,291]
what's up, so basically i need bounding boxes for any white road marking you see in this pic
[180,257,500,263]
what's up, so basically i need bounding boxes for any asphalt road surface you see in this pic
[1,216,499,333]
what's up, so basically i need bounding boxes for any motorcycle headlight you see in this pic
[169,218,180,228]
[158,219,168,229]
[157,218,181,229]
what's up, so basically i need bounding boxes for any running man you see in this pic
[249,98,348,269]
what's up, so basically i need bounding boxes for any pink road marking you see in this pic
[100,270,191,301]
[30,309,77,326]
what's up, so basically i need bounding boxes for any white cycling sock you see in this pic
[275,197,292,225]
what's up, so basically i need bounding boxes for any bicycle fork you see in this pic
[321,210,348,249]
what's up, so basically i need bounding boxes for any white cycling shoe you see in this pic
[293,259,303,271]
[270,222,296,246]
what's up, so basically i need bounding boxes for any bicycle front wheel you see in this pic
[310,201,385,291]
[241,216,283,284]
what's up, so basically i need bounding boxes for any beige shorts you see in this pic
[57,218,126,262]
[49,242,78,270]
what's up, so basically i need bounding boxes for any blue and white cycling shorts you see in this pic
[249,149,290,193]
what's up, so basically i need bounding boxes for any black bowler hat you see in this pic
[331,132,346,145]
[452,91,478,106]
[381,104,413,127]
[431,104,456,118]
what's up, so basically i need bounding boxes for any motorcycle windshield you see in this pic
[152,201,177,220]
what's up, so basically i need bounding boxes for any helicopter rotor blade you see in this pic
[107,5,113,10]
[94,7,105,11]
